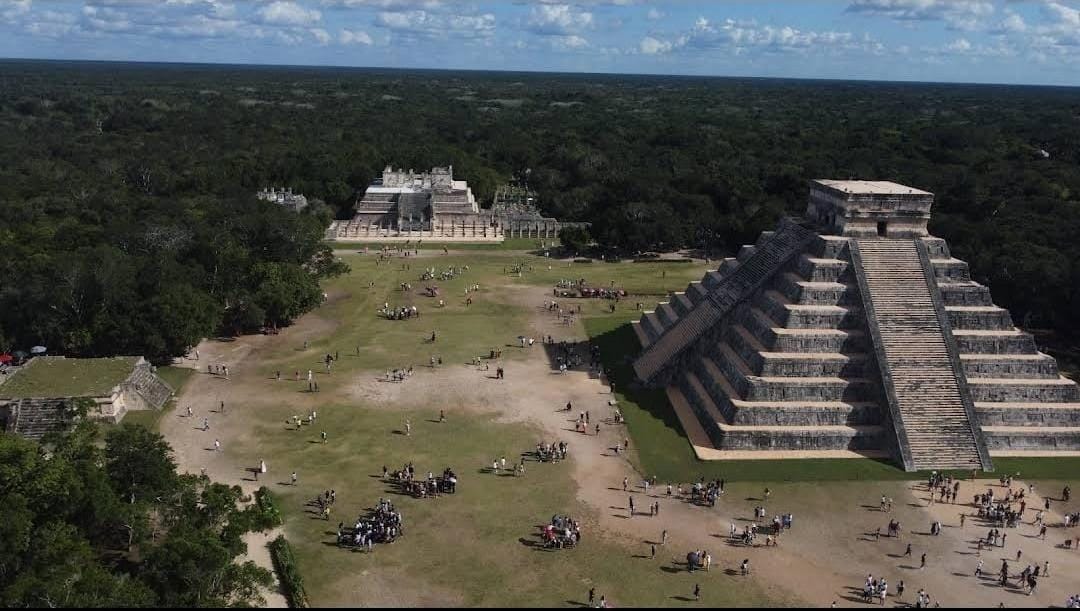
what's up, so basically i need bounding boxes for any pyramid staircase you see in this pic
[6,398,75,441]
[851,239,991,471]
[126,364,174,409]
[633,218,817,386]
[636,232,888,453]
[633,226,1080,468]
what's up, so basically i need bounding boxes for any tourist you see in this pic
[214,438,220,452]
[186,406,192,418]
[693,584,700,601]
[405,419,411,436]
[203,417,209,431]
[321,431,327,444]
[291,471,297,485]
[260,459,267,475]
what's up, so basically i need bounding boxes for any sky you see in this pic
[1,1,1079,86]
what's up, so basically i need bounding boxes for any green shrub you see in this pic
[248,486,283,531]
[269,535,308,608]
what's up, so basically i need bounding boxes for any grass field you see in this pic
[188,247,1078,608]
[254,253,708,385]
[231,401,784,608]
[326,237,559,251]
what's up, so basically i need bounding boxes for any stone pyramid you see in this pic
[632,180,1080,471]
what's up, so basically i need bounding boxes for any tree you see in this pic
[559,226,591,255]
[105,424,178,504]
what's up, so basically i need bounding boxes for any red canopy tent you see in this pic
[0,354,12,364]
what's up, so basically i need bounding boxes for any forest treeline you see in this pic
[0,418,282,606]
[0,61,1077,359]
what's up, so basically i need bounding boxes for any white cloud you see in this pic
[322,0,442,8]
[1,0,31,21]
[846,0,994,31]
[946,37,971,52]
[551,34,588,49]
[339,27,373,44]
[991,12,1026,34]
[310,27,330,44]
[527,4,593,36]
[646,8,664,21]
[374,9,495,40]
[639,35,671,54]
[640,17,873,56]
[257,1,321,26]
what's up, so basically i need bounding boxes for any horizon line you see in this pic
[1,56,1077,90]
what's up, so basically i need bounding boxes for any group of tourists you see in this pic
[336,498,404,551]
[384,366,414,382]
[535,440,568,463]
[421,265,467,282]
[687,479,726,507]
[861,575,896,605]
[685,549,712,572]
[386,463,458,498]
[540,514,582,549]
[206,363,230,378]
[380,304,420,320]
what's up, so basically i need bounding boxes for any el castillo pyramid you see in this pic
[632,180,1080,471]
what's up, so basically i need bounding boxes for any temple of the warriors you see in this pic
[633,180,1080,471]
[326,166,573,241]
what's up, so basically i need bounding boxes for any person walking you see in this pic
[662,529,668,545]
[920,553,927,570]
[650,544,656,559]
[214,439,220,452]
[186,406,193,418]
[203,417,209,431]
[291,471,298,485]
[693,584,700,601]
[321,431,327,444]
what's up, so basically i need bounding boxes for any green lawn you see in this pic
[118,366,195,432]
[255,253,709,389]
[584,316,1080,483]
[326,237,558,251]
[0,356,139,399]
[232,401,786,608]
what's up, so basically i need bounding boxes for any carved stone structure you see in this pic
[633,180,1080,471]
[326,170,583,242]
[257,187,308,212]
[328,166,495,240]
[0,356,174,439]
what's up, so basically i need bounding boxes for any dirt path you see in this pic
[162,285,1080,608]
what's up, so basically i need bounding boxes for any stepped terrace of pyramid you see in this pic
[632,179,1080,471]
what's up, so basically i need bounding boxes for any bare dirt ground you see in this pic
[163,285,1080,608]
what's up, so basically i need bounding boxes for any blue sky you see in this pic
[1,1,1078,85]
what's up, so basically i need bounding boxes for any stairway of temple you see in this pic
[853,239,989,470]
[632,180,1080,469]
[633,219,816,385]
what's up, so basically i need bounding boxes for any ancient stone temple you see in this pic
[328,166,495,240]
[632,180,1080,471]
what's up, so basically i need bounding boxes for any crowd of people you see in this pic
[336,498,404,551]
[540,514,582,549]
[384,366,414,382]
[386,463,458,498]
[421,265,467,282]
[380,303,420,320]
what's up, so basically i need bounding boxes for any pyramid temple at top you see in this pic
[632,180,1080,471]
